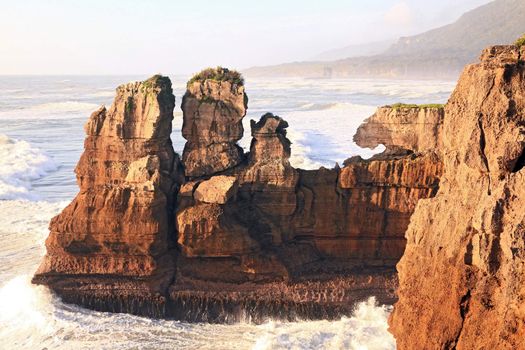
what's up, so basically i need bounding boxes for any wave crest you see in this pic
[0,135,57,200]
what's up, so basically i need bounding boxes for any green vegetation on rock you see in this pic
[187,67,244,87]
[387,103,444,110]
[515,34,525,48]
[143,74,171,90]
[419,104,445,109]
[125,96,134,115]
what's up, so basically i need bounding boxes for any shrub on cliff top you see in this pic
[515,34,525,48]
[187,67,244,87]
[142,74,171,91]
[419,104,445,109]
[388,103,444,110]
[390,103,419,109]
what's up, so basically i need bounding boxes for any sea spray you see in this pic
[252,297,395,350]
[0,135,57,200]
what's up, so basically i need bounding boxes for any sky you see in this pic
[0,0,492,75]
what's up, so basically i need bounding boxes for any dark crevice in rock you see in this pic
[449,290,472,350]
[478,114,491,195]
[512,147,525,172]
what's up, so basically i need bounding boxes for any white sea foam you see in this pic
[253,298,395,350]
[0,274,395,350]
[0,134,58,200]
[240,102,385,170]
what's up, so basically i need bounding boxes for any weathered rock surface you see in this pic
[174,86,443,319]
[390,45,525,349]
[354,105,444,153]
[193,176,238,204]
[32,75,180,313]
[33,67,444,322]
[181,69,247,178]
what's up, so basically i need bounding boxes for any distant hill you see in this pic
[245,0,525,80]
[312,39,395,61]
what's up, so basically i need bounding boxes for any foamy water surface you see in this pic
[0,75,454,349]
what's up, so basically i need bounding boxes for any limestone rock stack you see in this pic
[32,75,179,315]
[172,76,444,320]
[33,67,446,322]
[181,67,247,177]
[390,45,525,349]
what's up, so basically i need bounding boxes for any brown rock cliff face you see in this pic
[354,105,444,153]
[390,45,525,349]
[181,77,247,177]
[171,78,443,320]
[32,76,180,314]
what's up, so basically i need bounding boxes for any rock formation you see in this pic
[170,70,444,321]
[33,67,443,322]
[390,45,525,349]
[32,75,181,315]
[181,67,247,177]
[354,104,444,153]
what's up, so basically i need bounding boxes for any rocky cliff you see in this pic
[32,75,181,315]
[390,45,525,349]
[33,68,443,322]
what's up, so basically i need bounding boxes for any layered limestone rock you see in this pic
[354,104,444,153]
[175,113,297,284]
[32,75,180,315]
[390,45,525,349]
[181,67,247,177]
[297,151,442,263]
[173,93,443,321]
[33,67,445,322]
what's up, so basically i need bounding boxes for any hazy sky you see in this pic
[0,0,492,75]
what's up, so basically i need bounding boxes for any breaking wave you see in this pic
[0,134,57,200]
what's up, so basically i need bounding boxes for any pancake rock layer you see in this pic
[33,68,443,321]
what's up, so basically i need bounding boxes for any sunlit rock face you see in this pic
[171,69,443,321]
[354,105,444,154]
[33,67,443,322]
[390,45,525,349]
[32,75,181,315]
[181,68,247,178]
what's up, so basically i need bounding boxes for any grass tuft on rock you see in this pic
[387,103,444,110]
[515,34,525,48]
[187,67,244,88]
[419,104,445,109]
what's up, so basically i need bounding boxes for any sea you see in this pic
[0,75,454,350]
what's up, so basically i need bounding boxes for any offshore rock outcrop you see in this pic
[354,105,444,154]
[171,72,443,321]
[181,68,247,177]
[32,75,180,315]
[390,45,525,349]
[33,68,443,322]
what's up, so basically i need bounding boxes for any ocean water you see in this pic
[0,75,454,349]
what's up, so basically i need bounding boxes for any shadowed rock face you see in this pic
[33,69,443,322]
[390,45,525,349]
